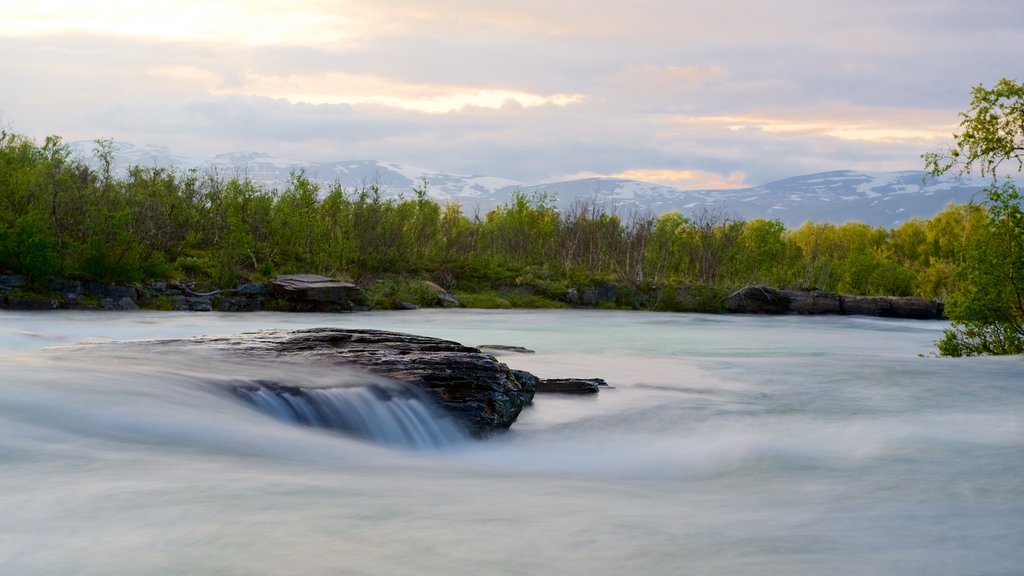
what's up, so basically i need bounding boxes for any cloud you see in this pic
[0,1,1018,190]
[211,72,585,113]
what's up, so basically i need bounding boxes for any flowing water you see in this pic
[1,309,1022,575]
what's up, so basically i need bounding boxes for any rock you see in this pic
[420,281,460,308]
[565,282,618,307]
[235,281,265,295]
[724,286,944,319]
[173,296,212,312]
[536,378,608,395]
[724,285,791,314]
[267,274,369,312]
[0,275,27,289]
[7,297,61,310]
[133,328,541,437]
[478,345,536,354]
[87,282,139,302]
[213,295,261,312]
[784,290,843,314]
[102,296,140,311]
[885,296,945,320]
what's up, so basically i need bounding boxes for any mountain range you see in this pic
[68,141,996,228]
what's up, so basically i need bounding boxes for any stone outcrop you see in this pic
[266,274,369,312]
[124,328,543,437]
[725,285,945,320]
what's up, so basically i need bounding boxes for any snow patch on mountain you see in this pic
[66,141,1005,228]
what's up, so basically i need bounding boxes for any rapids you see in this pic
[1,309,1021,575]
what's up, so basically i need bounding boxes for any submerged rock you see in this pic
[536,378,609,395]
[478,344,536,354]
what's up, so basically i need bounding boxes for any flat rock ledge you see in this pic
[266,274,369,312]
[725,285,944,320]
[537,378,610,395]
[137,328,544,437]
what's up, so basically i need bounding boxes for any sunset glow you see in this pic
[0,0,1013,188]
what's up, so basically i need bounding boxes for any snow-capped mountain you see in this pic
[67,141,998,228]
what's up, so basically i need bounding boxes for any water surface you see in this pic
[1,310,1021,575]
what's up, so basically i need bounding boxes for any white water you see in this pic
[1,310,1022,575]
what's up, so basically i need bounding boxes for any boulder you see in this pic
[267,274,369,312]
[724,285,791,314]
[122,328,542,437]
[420,281,460,308]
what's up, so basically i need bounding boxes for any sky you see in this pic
[0,0,1020,189]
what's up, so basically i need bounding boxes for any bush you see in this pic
[365,277,441,310]
[453,291,512,309]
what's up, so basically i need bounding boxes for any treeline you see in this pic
[0,130,988,304]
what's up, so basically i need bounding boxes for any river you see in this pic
[1,309,1022,575]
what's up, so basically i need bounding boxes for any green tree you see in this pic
[924,78,1024,355]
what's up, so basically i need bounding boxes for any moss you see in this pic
[140,295,176,311]
[453,291,512,309]
[504,292,569,309]
[365,277,443,310]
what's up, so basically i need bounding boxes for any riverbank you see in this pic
[0,272,945,320]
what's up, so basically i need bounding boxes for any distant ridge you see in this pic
[68,141,997,228]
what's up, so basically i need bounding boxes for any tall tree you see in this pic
[924,78,1024,355]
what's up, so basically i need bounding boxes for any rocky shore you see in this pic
[723,285,945,320]
[0,273,374,312]
[1,273,946,320]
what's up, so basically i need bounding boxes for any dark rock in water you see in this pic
[267,274,369,312]
[147,328,540,437]
[478,344,536,354]
[844,295,944,320]
[536,378,608,395]
[787,290,843,314]
[724,285,943,319]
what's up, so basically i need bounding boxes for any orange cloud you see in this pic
[664,107,956,145]
[568,168,748,190]
[213,72,585,113]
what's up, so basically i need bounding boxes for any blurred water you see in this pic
[1,309,1022,575]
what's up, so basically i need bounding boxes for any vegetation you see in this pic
[925,78,1024,356]
[0,86,1018,356]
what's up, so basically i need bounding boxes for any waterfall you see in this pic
[233,380,468,449]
